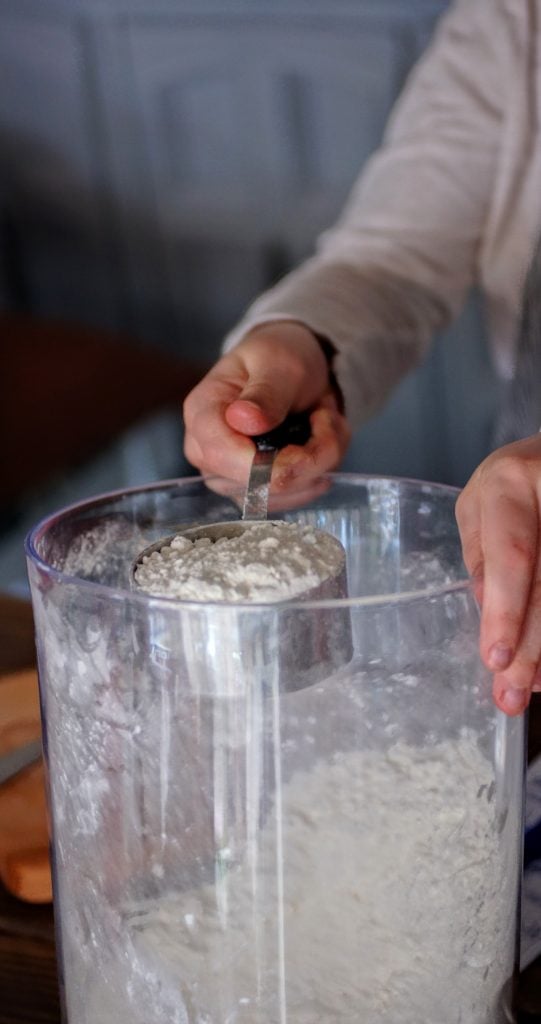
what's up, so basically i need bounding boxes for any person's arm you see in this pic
[185,0,508,484]
[222,0,506,428]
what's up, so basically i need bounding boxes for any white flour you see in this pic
[134,522,345,602]
[112,733,513,1024]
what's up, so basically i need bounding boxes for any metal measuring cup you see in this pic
[132,414,352,692]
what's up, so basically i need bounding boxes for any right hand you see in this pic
[183,322,351,493]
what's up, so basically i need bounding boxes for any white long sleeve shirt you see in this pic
[224,0,541,429]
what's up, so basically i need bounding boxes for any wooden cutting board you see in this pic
[0,668,52,902]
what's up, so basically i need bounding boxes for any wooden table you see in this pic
[1,591,540,1023]
[0,595,60,1023]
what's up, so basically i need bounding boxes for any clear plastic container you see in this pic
[26,475,524,1024]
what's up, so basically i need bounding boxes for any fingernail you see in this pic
[488,643,513,671]
[500,687,528,714]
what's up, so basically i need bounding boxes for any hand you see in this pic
[456,434,541,716]
[183,322,351,492]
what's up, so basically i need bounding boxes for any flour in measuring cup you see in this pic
[114,733,514,1024]
[134,521,344,602]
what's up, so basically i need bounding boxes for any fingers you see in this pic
[272,406,351,487]
[480,487,537,672]
[457,440,541,717]
[224,399,278,438]
[183,364,256,481]
[203,472,332,516]
[491,520,541,715]
[223,352,304,436]
[455,488,484,606]
[225,324,329,436]
[184,324,332,481]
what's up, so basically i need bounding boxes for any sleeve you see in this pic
[222,0,508,428]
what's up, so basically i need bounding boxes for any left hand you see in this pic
[456,433,541,716]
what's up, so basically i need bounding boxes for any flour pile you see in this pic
[110,733,514,1024]
[134,521,345,602]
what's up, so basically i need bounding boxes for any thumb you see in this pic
[223,322,328,437]
[225,371,299,437]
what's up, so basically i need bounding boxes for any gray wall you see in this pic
[0,0,499,486]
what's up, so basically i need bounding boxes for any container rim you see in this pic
[24,473,474,612]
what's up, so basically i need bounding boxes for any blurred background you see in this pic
[0,0,502,594]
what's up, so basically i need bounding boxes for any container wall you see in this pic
[27,477,524,1024]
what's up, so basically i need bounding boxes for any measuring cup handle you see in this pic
[252,411,312,452]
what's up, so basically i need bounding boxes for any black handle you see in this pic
[524,820,541,869]
[252,411,312,452]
